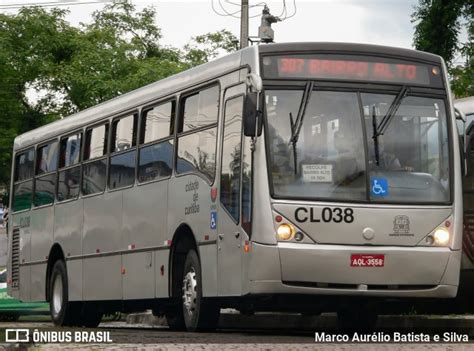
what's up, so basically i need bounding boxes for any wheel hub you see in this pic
[182,269,197,316]
[52,275,63,317]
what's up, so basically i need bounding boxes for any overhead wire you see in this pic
[0,0,111,10]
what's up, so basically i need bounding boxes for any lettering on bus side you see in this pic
[294,207,354,224]
[185,179,200,215]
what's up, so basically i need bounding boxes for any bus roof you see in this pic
[14,46,250,151]
[14,42,444,151]
[258,42,443,64]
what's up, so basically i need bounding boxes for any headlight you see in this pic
[276,223,295,241]
[433,227,449,246]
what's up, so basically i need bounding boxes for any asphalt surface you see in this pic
[0,319,473,350]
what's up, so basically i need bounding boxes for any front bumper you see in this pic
[248,242,461,298]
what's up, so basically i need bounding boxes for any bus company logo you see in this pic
[5,329,29,343]
[391,215,411,236]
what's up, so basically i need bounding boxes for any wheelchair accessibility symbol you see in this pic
[210,211,217,230]
[371,178,388,197]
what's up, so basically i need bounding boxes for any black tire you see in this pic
[81,303,103,328]
[49,260,80,326]
[165,304,186,331]
[182,250,220,331]
[168,249,220,332]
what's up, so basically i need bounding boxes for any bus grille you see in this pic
[11,228,20,289]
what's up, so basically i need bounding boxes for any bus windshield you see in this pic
[265,89,450,203]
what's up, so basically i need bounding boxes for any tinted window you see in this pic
[109,151,136,189]
[220,97,243,221]
[142,102,174,144]
[182,86,219,132]
[34,173,55,206]
[84,124,108,160]
[14,148,35,181]
[177,127,217,181]
[138,141,173,182]
[82,159,107,195]
[58,167,80,201]
[112,115,137,152]
[36,142,58,175]
[59,133,81,168]
[13,180,33,212]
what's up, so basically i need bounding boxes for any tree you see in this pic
[0,0,237,187]
[412,0,473,97]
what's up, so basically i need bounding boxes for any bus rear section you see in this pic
[243,46,462,314]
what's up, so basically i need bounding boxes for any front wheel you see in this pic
[181,250,220,331]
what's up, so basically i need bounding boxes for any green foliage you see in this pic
[0,0,237,187]
[412,0,473,97]
[184,30,239,66]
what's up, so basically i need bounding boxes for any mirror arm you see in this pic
[250,91,261,152]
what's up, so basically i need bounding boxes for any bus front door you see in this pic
[217,87,246,296]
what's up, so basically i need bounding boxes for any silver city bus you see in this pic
[7,43,461,330]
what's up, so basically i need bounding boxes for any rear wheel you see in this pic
[49,260,80,326]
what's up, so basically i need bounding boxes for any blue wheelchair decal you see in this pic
[210,211,217,230]
[371,178,388,197]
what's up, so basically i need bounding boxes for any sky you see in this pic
[0,0,420,49]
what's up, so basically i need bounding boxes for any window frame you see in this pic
[33,138,59,209]
[12,147,36,213]
[81,121,110,198]
[175,83,221,185]
[108,113,139,192]
[137,98,176,186]
[219,94,245,225]
[262,81,453,205]
[56,130,83,204]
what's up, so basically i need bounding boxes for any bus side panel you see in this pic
[29,206,54,301]
[54,199,84,301]
[155,250,170,298]
[12,213,32,300]
[82,191,123,300]
[167,175,216,297]
[122,182,167,299]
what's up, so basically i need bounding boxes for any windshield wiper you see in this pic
[375,86,408,136]
[372,86,408,166]
[371,105,380,166]
[288,81,314,173]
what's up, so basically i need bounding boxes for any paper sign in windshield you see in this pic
[302,164,332,182]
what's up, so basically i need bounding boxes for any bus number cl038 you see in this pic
[294,207,354,224]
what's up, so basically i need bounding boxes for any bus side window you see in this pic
[57,133,82,202]
[176,85,219,181]
[82,124,109,195]
[109,114,138,190]
[220,96,244,222]
[138,100,175,183]
[12,148,35,212]
[34,141,59,207]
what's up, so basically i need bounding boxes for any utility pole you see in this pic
[240,0,249,49]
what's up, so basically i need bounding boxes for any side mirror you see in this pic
[243,92,263,137]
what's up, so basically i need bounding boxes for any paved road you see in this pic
[0,320,473,350]
[0,227,6,268]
